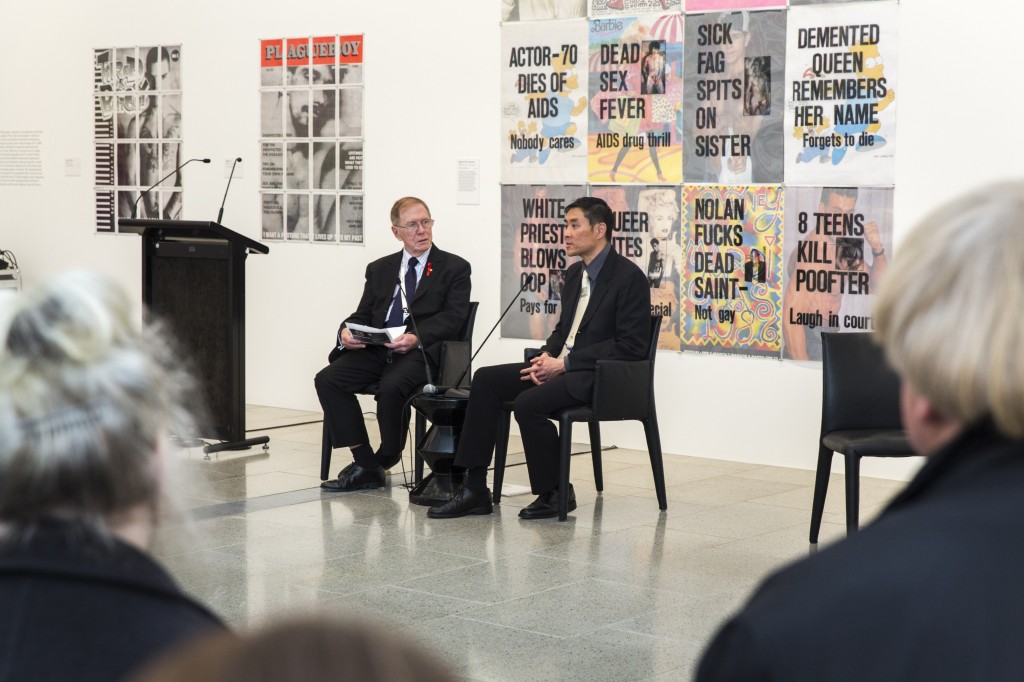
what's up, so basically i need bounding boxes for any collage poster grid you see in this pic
[501,0,889,20]
[500,1,898,360]
[259,35,365,244]
[93,45,183,232]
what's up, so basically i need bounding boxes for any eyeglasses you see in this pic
[395,219,434,231]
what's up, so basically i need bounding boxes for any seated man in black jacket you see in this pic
[428,196,650,520]
[315,197,471,492]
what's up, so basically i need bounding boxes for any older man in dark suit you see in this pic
[428,196,651,520]
[315,197,471,492]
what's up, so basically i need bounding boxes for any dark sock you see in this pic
[351,443,376,468]
[464,467,488,494]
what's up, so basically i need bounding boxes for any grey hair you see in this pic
[873,181,1024,438]
[0,270,199,529]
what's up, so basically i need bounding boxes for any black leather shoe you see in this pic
[378,451,403,470]
[320,463,385,491]
[427,486,494,518]
[519,484,576,519]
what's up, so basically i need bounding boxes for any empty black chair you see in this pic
[319,302,478,482]
[493,315,667,521]
[810,331,917,543]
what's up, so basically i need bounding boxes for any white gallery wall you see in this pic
[1,0,1021,480]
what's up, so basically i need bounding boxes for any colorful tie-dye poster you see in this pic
[784,2,898,185]
[681,185,784,357]
[502,21,589,183]
[683,9,786,185]
[502,0,587,21]
[686,0,785,10]
[588,14,684,184]
[591,0,681,17]
[500,184,586,340]
[591,185,682,350]
[782,186,893,360]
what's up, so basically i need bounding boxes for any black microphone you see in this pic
[445,273,535,395]
[216,157,242,224]
[394,275,439,395]
[132,157,211,219]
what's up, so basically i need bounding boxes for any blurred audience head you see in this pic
[133,616,457,682]
[874,181,1024,449]
[0,270,197,543]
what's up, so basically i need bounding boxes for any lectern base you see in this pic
[203,436,271,456]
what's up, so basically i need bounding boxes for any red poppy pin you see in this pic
[426,262,433,277]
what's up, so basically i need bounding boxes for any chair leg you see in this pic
[492,409,512,504]
[844,453,861,536]
[643,416,668,511]
[809,445,833,543]
[414,412,426,484]
[558,416,574,521]
[320,421,333,481]
[588,420,603,492]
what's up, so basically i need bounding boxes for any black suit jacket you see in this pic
[0,521,223,682]
[336,244,472,365]
[697,420,1024,682]
[540,247,650,400]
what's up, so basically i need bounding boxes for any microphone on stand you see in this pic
[131,157,210,219]
[216,157,242,224]
[442,273,537,397]
[394,276,439,395]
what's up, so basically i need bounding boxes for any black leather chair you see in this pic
[810,331,917,542]
[492,315,667,521]
[319,302,478,482]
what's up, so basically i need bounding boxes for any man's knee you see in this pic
[313,366,333,395]
[513,387,548,420]
[474,362,522,391]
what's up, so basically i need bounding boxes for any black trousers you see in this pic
[453,362,587,494]
[314,346,427,464]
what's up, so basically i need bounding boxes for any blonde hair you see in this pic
[390,196,430,226]
[0,270,198,530]
[873,181,1024,437]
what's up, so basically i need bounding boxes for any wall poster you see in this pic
[784,2,898,185]
[782,186,893,360]
[681,185,784,356]
[591,0,682,17]
[502,0,587,21]
[591,184,682,350]
[588,13,684,184]
[260,35,364,244]
[682,9,786,185]
[500,184,586,341]
[502,20,589,182]
[93,45,183,232]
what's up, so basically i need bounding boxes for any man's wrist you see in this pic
[871,246,885,257]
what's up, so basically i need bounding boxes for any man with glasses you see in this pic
[315,197,472,492]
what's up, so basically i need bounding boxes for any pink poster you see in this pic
[686,0,785,10]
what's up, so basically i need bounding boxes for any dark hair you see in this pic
[820,187,858,205]
[133,616,457,682]
[565,196,614,240]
